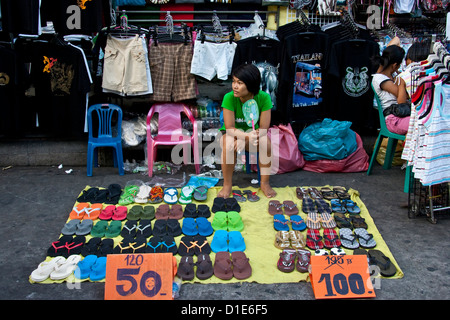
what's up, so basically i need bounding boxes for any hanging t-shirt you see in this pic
[277,31,330,124]
[232,37,281,110]
[326,39,380,134]
[1,0,41,35]
[220,90,273,132]
[29,41,92,137]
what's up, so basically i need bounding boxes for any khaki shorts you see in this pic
[149,42,197,102]
[102,34,149,94]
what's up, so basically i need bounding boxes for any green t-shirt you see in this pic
[220,90,273,131]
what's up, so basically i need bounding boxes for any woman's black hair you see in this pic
[371,45,405,72]
[231,63,261,96]
[406,42,430,62]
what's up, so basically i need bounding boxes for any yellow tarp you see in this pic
[30,185,403,285]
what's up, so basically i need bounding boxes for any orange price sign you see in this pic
[310,255,376,299]
[104,253,174,300]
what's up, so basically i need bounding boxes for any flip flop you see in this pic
[343,199,361,215]
[196,253,214,280]
[354,228,376,248]
[228,231,246,252]
[178,236,196,256]
[149,186,164,204]
[350,215,368,229]
[330,199,347,214]
[161,235,177,254]
[197,204,211,218]
[121,220,137,238]
[320,212,337,228]
[214,251,233,280]
[211,230,228,253]
[232,190,246,202]
[302,197,317,214]
[277,249,296,273]
[76,219,93,236]
[197,217,214,237]
[211,197,226,212]
[164,187,178,204]
[306,212,321,229]
[323,228,341,248]
[295,187,308,200]
[97,238,114,257]
[192,235,211,256]
[193,185,208,201]
[136,219,153,238]
[368,249,398,277]
[169,204,184,220]
[61,219,81,235]
[289,230,306,250]
[231,251,252,280]
[30,256,66,282]
[98,205,116,220]
[127,205,144,221]
[49,254,82,280]
[69,203,89,220]
[243,190,260,202]
[274,231,291,249]
[290,215,306,231]
[83,203,103,220]
[315,198,332,215]
[296,249,311,273]
[166,219,182,237]
[283,200,299,216]
[273,214,289,231]
[177,256,195,281]
[306,229,324,250]
[146,236,163,253]
[320,187,338,200]
[182,217,198,236]
[90,220,109,238]
[74,255,97,280]
[339,228,359,249]
[212,211,228,231]
[184,203,198,218]
[89,256,107,281]
[135,184,151,204]
[227,211,244,232]
[152,220,168,237]
[112,206,128,221]
[307,187,323,199]
[334,212,352,229]
[104,220,123,238]
[224,198,240,212]
[268,200,283,215]
[333,186,351,200]
[178,186,195,204]
[141,206,155,220]
[155,204,170,220]
[81,237,101,257]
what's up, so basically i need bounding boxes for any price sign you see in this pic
[104,253,175,300]
[310,255,376,299]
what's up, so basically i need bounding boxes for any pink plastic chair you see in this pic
[146,103,200,177]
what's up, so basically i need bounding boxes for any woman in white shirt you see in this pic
[371,41,410,135]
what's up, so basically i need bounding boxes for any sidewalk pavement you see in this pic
[0,164,449,301]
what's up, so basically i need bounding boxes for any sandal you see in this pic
[177,256,195,281]
[193,185,208,201]
[368,249,397,277]
[274,230,290,249]
[330,199,347,214]
[339,228,359,249]
[289,230,306,249]
[307,187,323,199]
[350,215,368,229]
[354,228,376,248]
[196,253,214,280]
[320,212,337,228]
[323,228,341,248]
[315,199,332,215]
[283,200,299,216]
[306,229,324,250]
[343,199,361,215]
[302,197,317,214]
[273,214,289,231]
[306,212,321,229]
[333,186,351,200]
[296,249,311,273]
[163,187,178,204]
[231,251,252,280]
[214,251,233,280]
[290,215,306,231]
[149,186,164,204]
[232,190,247,202]
[277,249,296,273]
[334,212,352,229]
[178,236,196,256]
[268,200,283,215]
[243,190,260,202]
[192,235,211,256]
[320,187,338,200]
[136,219,153,237]
[178,185,194,204]
[295,187,308,200]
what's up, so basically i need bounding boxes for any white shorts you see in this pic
[190,40,237,81]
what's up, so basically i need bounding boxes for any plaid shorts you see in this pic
[149,42,197,102]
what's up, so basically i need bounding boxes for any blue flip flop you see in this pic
[164,187,178,204]
[290,215,307,231]
[343,199,361,214]
[196,217,213,237]
[211,230,228,253]
[74,255,97,280]
[228,231,246,252]
[182,217,198,236]
[273,214,289,231]
[89,256,107,281]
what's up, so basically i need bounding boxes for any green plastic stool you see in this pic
[367,85,406,176]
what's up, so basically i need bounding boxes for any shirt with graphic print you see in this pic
[220,90,273,132]
[277,31,330,125]
[326,39,380,134]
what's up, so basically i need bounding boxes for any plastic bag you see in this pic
[302,133,369,173]
[298,118,358,161]
[267,123,305,174]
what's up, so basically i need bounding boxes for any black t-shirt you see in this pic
[326,39,380,134]
[232,36,281,110]
[1,0,41,35]
[277,31,330,124]
[30,42,91,137]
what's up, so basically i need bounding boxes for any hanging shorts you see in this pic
[190,40,237,81]
[149,42,197,102]
[102,34,149,95]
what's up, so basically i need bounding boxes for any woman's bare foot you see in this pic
[260,182,277,198]
[217,185,232,198]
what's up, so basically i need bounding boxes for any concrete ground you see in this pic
[0,161,449,303]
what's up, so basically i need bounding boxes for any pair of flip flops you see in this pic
[212,211,244,232]
[74,255,107,281]
[183,203,211,218]
[146,235,178,254]
[153,219,182,237]
[127,205,155,220]
[354,249,398,277]
[232,190,260,202]
[69,203,103,220]
[214,251,252,280]
[155,204,183,220]
[61,219,93,236]
[98,205,128,221]
[178,254,214,281]
[211,230,246,253]
[306,212,336,229]
[339,228,376,249]
[121,220,153,238]
[178,235,211,256]
[268,200,299,216]
[30,255,82,282]
[80,238,113,257]
[211,197,241,213]
[182,217,214,237]
[47,235,85,258]
[273,214,306,231]
[91,220,123,238]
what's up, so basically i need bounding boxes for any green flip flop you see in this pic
[105,221,123,238]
